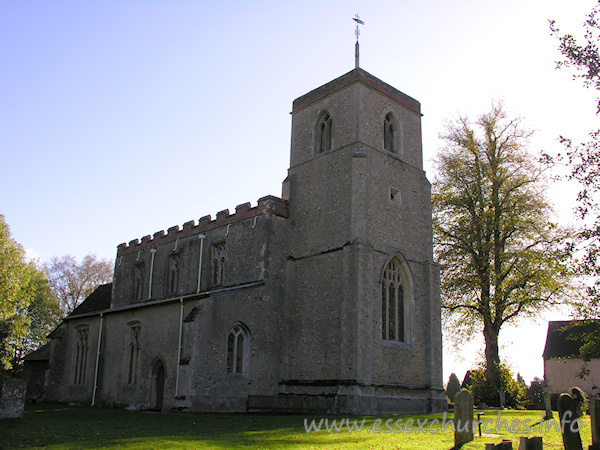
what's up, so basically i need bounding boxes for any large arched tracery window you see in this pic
[381,256,412,343]
[226,323,249,374]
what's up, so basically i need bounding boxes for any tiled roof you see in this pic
[69,283,112,317]
[543,320,600,359]
[23,343,51,361]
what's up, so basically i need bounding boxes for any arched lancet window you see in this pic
[168,255,179,294]
[134,264,144,301]
[381,256,412,343]
[73,326,89,385]
[316,111,332,154]
[226,324,249,374]
[212,244,225,286]
[384,112,399,154]
[126,323,141,385]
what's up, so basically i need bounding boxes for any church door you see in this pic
[151,360,165,411]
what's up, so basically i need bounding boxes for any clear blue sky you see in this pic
[1,0,597,384]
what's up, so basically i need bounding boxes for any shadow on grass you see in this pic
[1,405,579,449]
[0,403,380,449]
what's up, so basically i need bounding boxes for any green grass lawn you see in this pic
[0,404,592,449]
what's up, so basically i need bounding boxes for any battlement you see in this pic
[116,196,288,257]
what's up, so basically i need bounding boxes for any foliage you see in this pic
[550,2,600,114]
[27,270,62,350]
[432,102,574,398]
[569,386,588,417]
[468,362,527,408]
[0,215,37,373]
[550,0,600,366]
[527,376,544,405]
[516,373,526,389]
[445,372,462,403]
[1,269,61,377]
[45,254,113,313]
[0,216,62,376]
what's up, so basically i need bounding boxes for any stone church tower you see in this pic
[281,69,444,412]
[40,66,445,414]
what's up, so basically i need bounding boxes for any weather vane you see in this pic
[353,14,365,68]
[353,14,365,42]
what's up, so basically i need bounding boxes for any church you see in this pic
[41,64,446,414]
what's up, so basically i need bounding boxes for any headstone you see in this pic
[519,436,543,450]
[454,389,474,448]
[499,390,506,408]
[0,379,27,420]
[590,397,600,450]
[485,440,513,449]
[557,393,583,450]
[543,387,553,420]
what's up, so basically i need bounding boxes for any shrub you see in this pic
[468,362,527,408]
[445,373,462,403]
[528,377,544,405]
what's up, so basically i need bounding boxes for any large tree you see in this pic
[0,215,61,374]
[432,103,573,402]
[0,215,36,372]
[45,254,113,314]
[550,1,600,361]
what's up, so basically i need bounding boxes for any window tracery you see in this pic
[73,326,89,385]
[381,257,410,342]
[226,324,248,374]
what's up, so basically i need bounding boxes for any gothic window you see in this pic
[211,244,225,286]
[73,326,89,385]
[316,111,332,154]
[167,254,179,294]
[384,112,399,154]
[226,324,249,374]
[134,264,144,301]
[126,323,141,385]
[381,257,410,343]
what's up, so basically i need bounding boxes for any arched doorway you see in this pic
[150,359,166,411]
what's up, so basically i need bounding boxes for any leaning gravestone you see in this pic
[557,393,583,450]
[590,397,600,450]
[454,389,474,448]
[0,379,27,420]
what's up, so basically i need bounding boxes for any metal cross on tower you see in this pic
[353,14,365,68]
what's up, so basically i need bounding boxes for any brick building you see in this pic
[43,67,445,414]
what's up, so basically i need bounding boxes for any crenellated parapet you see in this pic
[116,196,288,257]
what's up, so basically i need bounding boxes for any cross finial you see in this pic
[353,14,365,68]
[353,14,365,42]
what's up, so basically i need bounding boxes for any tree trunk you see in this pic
[483,319,501,404]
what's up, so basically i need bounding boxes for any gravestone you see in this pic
[543,387,553,420]
[499,390,506,408]
[0,379,27,420]
[519,436,543,450]
[557,393,583,450]
[454,389,474,448]
[485,440,513,449]
[590,397,600,450]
